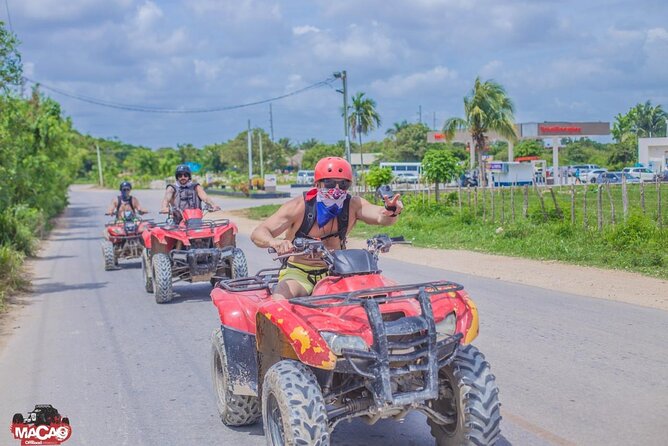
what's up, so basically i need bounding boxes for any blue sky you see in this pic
[6,0,668,148]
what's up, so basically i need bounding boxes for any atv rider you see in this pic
[106,181,147,219]
[251,156,403,300]
[160,164,220,222]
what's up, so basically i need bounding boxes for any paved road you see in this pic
[1,186,667,446]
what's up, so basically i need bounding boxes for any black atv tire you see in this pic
[428,344,501,446]
[102,241,116,271]
[141,249,154,293]
[12,413,23,424]
[211,329,260,426]
[231,248,248,279]
[262,360,329,446]
[153,253,173,303]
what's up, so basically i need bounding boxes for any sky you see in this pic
[5,0,668,148]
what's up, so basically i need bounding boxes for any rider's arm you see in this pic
[160,187,174,213]
[250,197,300,254]
[195,185,220,210]
[132,197,146,214]
[355,195,403,226]
[107,198,118,215]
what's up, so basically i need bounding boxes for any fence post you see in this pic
[640,181,646,214]
[467,186,472,210]
[621,174,628,221]
[583,185,588,229]
[482,187,487,222]
[534,184,547,222]
[474,187,479,217]
[549,187,563,220]
[570,185,576,225]
[511,186,516,222]
[523,185,529,218]
[606,183,616,225]
[501,188,505,224]
[458,186,462,212]
[657,180,663,228]
[597,185,603,231]
[491,187,496,223]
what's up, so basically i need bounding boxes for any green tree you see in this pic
[301,143,344,169]
[611,112,635,144]
[124,148,159,176]
[0,21,22,93]
[385,120,409,139]
[365,166,393,189]
[514,139,544,158]
[629,101,667,138]
[607,141,637,170]
[443,77,517,186]
[383,123,433,161]
[422,149,462,202]
[347,92,381,170]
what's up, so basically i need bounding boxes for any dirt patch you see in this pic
[226,211,668,312]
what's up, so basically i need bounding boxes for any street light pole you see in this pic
[334,70,351,164]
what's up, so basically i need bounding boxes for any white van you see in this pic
[622,167,657,182]
[296,170,315,185]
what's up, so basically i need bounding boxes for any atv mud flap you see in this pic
[171,247,234,281]
[334,289,462,407]
[220,325,259,396]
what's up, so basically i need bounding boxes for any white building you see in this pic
[638,137,668,172]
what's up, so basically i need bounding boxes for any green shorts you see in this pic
[278,261,329,294]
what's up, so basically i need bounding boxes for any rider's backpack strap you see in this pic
[336,195,351,249]
[116,195,136,217]
[296,191,317,239]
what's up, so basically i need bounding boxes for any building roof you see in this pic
[350,152,381,166]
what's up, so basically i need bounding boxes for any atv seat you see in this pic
[330,249,380,276]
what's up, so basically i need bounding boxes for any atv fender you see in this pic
[218,325,260,396]
[213,223,237,247]
[256,301,337,371]
[211,287,267,334]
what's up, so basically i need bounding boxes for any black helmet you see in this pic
[120,181,132,191]
[175,164,191,179]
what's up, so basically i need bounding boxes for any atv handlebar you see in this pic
[269,235,410,262]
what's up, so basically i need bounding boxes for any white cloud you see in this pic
[371,66,457,97]
[193,59,223,82]
[292,25,320,36]
[188,0,281,22]
[135,1,163,30]
[23,62,35,78]
[15,0,134,22]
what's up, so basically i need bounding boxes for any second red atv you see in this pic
[102,210,152,270]
[141,207,248,303]
[210,235,501,446]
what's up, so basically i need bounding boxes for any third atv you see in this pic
[209,235,501,445]
[142,207,248,303]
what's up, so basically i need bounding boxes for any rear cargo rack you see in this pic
[216,268,281,291]
[289,280,463,308]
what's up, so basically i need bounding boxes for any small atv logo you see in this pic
[10,405,72,445]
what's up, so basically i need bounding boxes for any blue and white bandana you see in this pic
[316,187,348,227]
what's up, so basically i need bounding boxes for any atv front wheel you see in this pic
[211,329,260,426]
[61,417,70,425]
[141,249,154,293]
[231,248,248,279]
[428,345,501,446]
[153,253,173,303]
[12,413,23,424]
[262,360,329,446]
[102,241,116,271]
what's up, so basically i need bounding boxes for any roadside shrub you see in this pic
[0,245,26,308]
[605,213,657,250]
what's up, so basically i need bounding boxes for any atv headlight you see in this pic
[436,312,457,340]
[320,332,368,355]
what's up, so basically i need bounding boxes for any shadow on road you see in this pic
[33,281,108,295]
[31,255,76,261]
[167,283,214,304]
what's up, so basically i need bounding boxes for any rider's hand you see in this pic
[139,210,148,215]
[159,207,169,214]
[210,205,221,212]
[382,194,403,217]
[270,239,293,255]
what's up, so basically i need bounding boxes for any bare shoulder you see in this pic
[350,195,370,211]
[276,195,304,217]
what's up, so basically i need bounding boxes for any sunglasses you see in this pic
[121,188,131,192]
[322,179,351,190]
[177,173,190,178]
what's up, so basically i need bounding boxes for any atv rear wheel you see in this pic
[153,253,173,303]
[102,241,116,271]
[428,345,501,446]
[141,249,154,293]
[211,329,260,426]
[262,360,329,446]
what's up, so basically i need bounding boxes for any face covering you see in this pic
[121,190,131,200]
[316,187,348,227]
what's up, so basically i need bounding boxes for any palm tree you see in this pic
[347,92,381,171]
[385,120,409,139]
[629,101,667,138]
[443,77,517,186]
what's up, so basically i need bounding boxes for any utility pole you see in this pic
[269,103,275,142]
[334,71,351,163]
[95,144,104,187]
[258,130,264,178]
[247,120,253,189]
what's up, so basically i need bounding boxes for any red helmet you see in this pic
[314,157,353,182]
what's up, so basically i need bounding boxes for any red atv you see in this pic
[210,235,501,446]
[102,210,152,270]
[142,207,247,303]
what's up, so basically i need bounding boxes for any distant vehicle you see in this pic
[596,172,640,184]
[659,170,668,182]
[585,169,608,183]
[622,167,657,182]
[379,162,422,178]
[394,172,420,183]
[296,170,315,185]
[13,405,69,426]
[572,164,601,172]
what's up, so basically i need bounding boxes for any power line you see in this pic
[21,76,337,114]
[4,0,14,33]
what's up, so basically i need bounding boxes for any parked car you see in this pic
[572,164,601,173]
[394,172,420,184]
[622,167,657,182]
[659,170,668,182]
[296,170,315,185]
[584,168,608,183]
[596,172,641,184]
